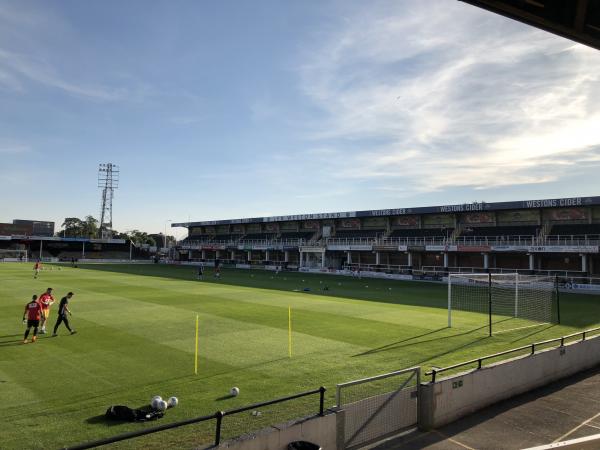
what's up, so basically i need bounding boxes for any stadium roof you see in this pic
[173,195,600,227]
[460,0,600,51]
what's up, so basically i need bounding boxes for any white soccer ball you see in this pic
[151,396,162,409]
[167,396,178,408]
[156,400,168,411]
[230,387,240,397]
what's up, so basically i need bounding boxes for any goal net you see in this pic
[0,249,28,262]
[448,273,558,335]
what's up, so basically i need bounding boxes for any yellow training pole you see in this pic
[288,306,292,358]
[194,314,199,375]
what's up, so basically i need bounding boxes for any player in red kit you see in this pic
[37,287,55,334]
[33,261,42,279]
[23,295,42,343]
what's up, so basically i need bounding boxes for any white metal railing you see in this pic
[455,235,537,245]
[418,265,591,279]
[179,238,308,247]
[378,236,450,245]
[343,263,412,273]
[178,234,600,249]
[325,237,379,245]
[543,235,600,245]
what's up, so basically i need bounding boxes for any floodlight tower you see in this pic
[98,163,119,239]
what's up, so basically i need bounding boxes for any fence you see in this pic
[419,266,593,279]
[343,263,412,274]
[63,387,325,450]
[426,326,600,382]
[336,367,420,449]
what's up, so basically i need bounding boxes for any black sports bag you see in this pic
[105,405,164,422]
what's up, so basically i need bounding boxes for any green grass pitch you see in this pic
[1,262,598,449]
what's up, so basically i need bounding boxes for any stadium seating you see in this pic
[460,225,539,237]
[549,224,600,237]
[212,234,243,242]
[186,234,211,241]
[279,231,315,240]
[389,228,452,238]
[334,229,384,239]
[239,233,277,241]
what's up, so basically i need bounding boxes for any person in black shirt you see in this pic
[52,292,77,336]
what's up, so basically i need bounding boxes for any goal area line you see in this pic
[491,322,550,335]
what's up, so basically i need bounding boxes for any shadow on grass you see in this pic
[215,394,235,401]
[415,335,491,369]
[86,404,155,426]
[0,334,22,339]
[509,324,556,343]
[0,339,25,347]
[352,327,448,356]
[352,320,511,357]
[86,414,118,426]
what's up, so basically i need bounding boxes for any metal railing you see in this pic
[455,235,537,245]
[426,327,600,382]
[179,238,309,248]
[179,234,600,249]
[343,263,412,273]
[544,234,600,245]
[63,387,326,450]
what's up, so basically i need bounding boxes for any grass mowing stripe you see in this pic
[1,262,599,450]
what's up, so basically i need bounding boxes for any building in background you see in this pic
[0,219,55,237]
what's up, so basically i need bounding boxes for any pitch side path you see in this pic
[1,263,599,449]
[370,365,600,450]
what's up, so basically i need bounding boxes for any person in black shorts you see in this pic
[197,264,203,280]
[23,295,42,344]
[52,292,77,336]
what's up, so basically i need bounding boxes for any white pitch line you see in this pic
[493,322,549,335]
[552,411,600,443]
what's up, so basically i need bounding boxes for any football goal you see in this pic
[0,249,28,262]
[448,273,560,335]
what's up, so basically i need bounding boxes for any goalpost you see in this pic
[0,249,28,262]
[448,273,560,335]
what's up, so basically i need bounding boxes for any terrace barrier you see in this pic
[419,327,600,430]
[426,326,600,382]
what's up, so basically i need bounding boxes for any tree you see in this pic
[82,215,99,238]
[61,218,85,237]
[126,230,156,246]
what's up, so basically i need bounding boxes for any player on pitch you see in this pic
[52,292,77,336]
[37,287,55,334]
[33,261,42,279]
[23,295,43,343]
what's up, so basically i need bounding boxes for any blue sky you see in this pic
[1,0,600,238]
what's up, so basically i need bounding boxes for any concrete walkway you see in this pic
[370,365,600,450]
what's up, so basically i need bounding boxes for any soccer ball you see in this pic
[230,387,240,397]
[151,396,163,409]
[156,400,168,411]
[167,396,178,408]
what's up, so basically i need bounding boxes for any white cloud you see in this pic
[0,139,31,154]
[295,0,600,197]
[0,49,130,102]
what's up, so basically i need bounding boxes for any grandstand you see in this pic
[173,196,600,280]
[0,235,150,262]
